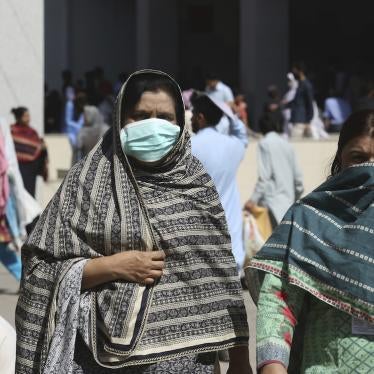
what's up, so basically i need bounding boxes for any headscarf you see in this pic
[16,70,248,373]
[250,163,374,322]
[83,105,106,128]
[77,106,109,157]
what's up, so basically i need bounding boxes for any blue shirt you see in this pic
[323,97,352,126]
[205,81,234,103]
[191,118,248,267]
[65,100,84,147]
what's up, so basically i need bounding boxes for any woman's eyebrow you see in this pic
[132,110,150,115]
[349,148,368,153]
[157,111,175,116]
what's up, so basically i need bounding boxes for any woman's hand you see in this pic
[260,363,287,374]
[111,250,166,284]
[81,250,166,290]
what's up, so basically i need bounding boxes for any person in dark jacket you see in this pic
[290,62,314,138]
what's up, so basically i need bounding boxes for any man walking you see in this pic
[245,112,304,226]
[191,94,248,269]
[290,61,314,138]
[205,73,235,135]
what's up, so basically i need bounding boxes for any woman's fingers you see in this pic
[149,270,163,279]
[142,270,162,285]
[151,260,165,270]
[150,250,166,260]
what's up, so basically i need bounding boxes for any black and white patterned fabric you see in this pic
[16,70,249,373]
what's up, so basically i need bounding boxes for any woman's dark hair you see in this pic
[292,61,307,73]
[11,107,28,122]
[122,73,184,126]
[267,85,280,99]
[331,109,374,176]
[205,72,219,81]
[258,112,282,135]
[191,94,223,126]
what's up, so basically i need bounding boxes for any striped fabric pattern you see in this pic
[16,70,248,373]
[251,163,374,323]
[11,124,43,162]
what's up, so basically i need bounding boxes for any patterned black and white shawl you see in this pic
[16,70,249,373]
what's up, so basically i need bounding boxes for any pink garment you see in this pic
[0,133,9,216]
[182,89,194,110]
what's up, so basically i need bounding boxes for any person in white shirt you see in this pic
[245,113,304,226]
[205,74,235,104]
[205,73,235,135]
[282,73,298,137]
[191,94,249,268]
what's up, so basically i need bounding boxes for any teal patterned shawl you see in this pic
[251,163,374,322]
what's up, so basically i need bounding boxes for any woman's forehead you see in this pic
[345,135,373,148]
[134,91,176,113]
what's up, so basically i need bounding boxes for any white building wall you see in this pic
[0,0,44,134]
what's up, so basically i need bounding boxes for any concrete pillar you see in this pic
[239,0,257,123]
[45,0,70,92]
[148,0,179,78]
[136,0,151,69]
[0,0,44,135]
[240,0,289,126]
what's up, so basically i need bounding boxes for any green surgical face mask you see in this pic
[120,118,180,162]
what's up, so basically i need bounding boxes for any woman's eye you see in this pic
[351,155,366,163]
[133,114,148,121]
[158,114,174,121]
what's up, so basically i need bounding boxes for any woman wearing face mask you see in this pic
[16,70,250,373]
[251,110,374,374]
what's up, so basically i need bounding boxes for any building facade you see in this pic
[45,0,290,124]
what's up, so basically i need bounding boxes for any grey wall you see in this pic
[240,0,289,125]
[44,0,69,92]
[148,0,179,77]
[178,0,239,89]
[45,0,290,125]
[45,0,136,91]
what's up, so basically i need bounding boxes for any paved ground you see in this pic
[0,257,257,372]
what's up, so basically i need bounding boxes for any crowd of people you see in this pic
[43,61,374,173]
[0,65,372,373]
[45,62,374,144]
[0,107,46,283]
